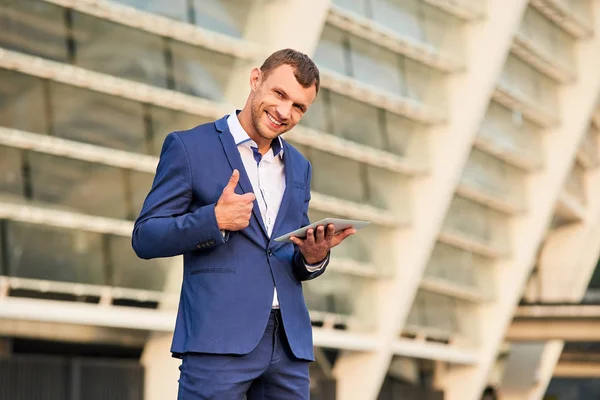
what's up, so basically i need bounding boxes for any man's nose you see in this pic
[276,102,292,120]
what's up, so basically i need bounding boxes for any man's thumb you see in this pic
[224,169,240,193]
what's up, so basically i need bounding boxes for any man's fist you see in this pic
[215,169,256,231]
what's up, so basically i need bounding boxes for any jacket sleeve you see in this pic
[132,132,226,259]
[292,160,330,281]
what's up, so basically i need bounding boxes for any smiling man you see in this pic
[132,49,355,399]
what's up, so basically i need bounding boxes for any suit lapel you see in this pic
[271,140,295,240]
[215,116,269,238]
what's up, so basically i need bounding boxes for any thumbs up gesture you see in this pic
[215,170,256,231]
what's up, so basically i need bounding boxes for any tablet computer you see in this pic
[274,218,371,243]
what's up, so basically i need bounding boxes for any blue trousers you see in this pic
[177,309,310,399]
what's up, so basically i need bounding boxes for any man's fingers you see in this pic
[328,228,354,246]
[294,225,354,248]
[306,229,316,245]
[315,225,325,242]
[324,224,335,241]
[335,228,356,242]
[223,169,240,194]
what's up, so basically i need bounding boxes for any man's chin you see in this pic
[259,126,286,139]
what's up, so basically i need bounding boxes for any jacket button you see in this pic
[268,250,273,257]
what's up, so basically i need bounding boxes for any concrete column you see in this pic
[333,2,528,399]
[141,257,183,400]
[498,136,600,400]
[442,2,600,398]
[141,332,182,400]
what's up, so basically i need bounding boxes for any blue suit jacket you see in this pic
[132,115,327,361]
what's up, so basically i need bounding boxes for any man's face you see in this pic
[249,64,317,141]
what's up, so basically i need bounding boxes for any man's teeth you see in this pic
[267,113,282,126]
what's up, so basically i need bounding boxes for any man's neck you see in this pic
[237,108,272,155]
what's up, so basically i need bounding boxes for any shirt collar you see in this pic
[227,110,284,158]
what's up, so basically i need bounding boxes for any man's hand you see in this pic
[215,169,256,231]
[290,224,356,265]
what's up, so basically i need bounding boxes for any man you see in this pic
[132,48,355,399]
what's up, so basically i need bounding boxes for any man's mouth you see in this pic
[266,112,284,127]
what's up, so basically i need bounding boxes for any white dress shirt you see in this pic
[227,112,325,308]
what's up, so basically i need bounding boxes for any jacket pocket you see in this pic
[191,268,235,275]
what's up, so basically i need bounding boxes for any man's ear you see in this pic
[249,68,261,91]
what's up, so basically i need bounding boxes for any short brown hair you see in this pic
[260,48,320,94]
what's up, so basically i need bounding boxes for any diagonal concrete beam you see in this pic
[333,2,529,399]
[499,134,600,400]
[441,3,600,399]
